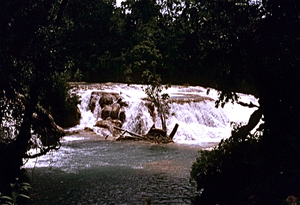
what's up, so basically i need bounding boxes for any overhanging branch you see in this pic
[24,142,61,159]
[237,101,259,108]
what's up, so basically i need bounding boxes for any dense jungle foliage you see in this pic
[189,1,300,204]
[0,0,299,204]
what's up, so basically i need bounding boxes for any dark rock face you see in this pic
[101,105,112,120]
[99,93,116,108]
[87,92,127,122]
[111,103,121,119]
[119,107,126,122]
[87,92,128,137]
[89,92,102,112]
[118,98,129,107]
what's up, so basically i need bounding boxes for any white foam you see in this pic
[69,83,258,145]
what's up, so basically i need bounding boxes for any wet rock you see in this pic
[88,92,102,112]
[95,119,122,129]
[95,119,122,137]
[111,119,123,128]
[117,98,129,107]
[119,107,126,122]
[84,127,94,132]
[101,105,112,120]
[94,119,112,129]
[99,93,116,108]
[111,103,120,119]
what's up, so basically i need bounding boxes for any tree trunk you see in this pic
[0,86,38,193]
[160,113,167,131]
[157,104,167,131]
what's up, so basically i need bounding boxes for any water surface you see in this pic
[27,134,214,205]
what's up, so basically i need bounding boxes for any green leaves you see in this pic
[191,122,263,204]
[142,69,170,131]
[0,179,31,205]
[0,195,14,204]
[124,37,163,83]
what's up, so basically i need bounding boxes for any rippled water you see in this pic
[27,134,214,205]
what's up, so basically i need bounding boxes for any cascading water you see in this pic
[69,83,258,144]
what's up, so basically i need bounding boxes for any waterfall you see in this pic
[68,83,258,145]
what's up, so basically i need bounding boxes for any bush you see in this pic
[191,123,262,204]
[191,122,300,205]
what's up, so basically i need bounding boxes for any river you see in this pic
[24,83,258,204]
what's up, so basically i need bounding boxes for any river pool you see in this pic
[26,133,216,205]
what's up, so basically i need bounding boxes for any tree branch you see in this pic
[237,101,259,108]
[24,142,61,159]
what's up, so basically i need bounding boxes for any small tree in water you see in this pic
[124,36,171,132]
[142,68,170,131]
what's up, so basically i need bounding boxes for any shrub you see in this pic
[191,123,263,204]
[191,122,300,205]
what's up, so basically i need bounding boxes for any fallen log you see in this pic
[113,126,146,140]
[113,124,178,143]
